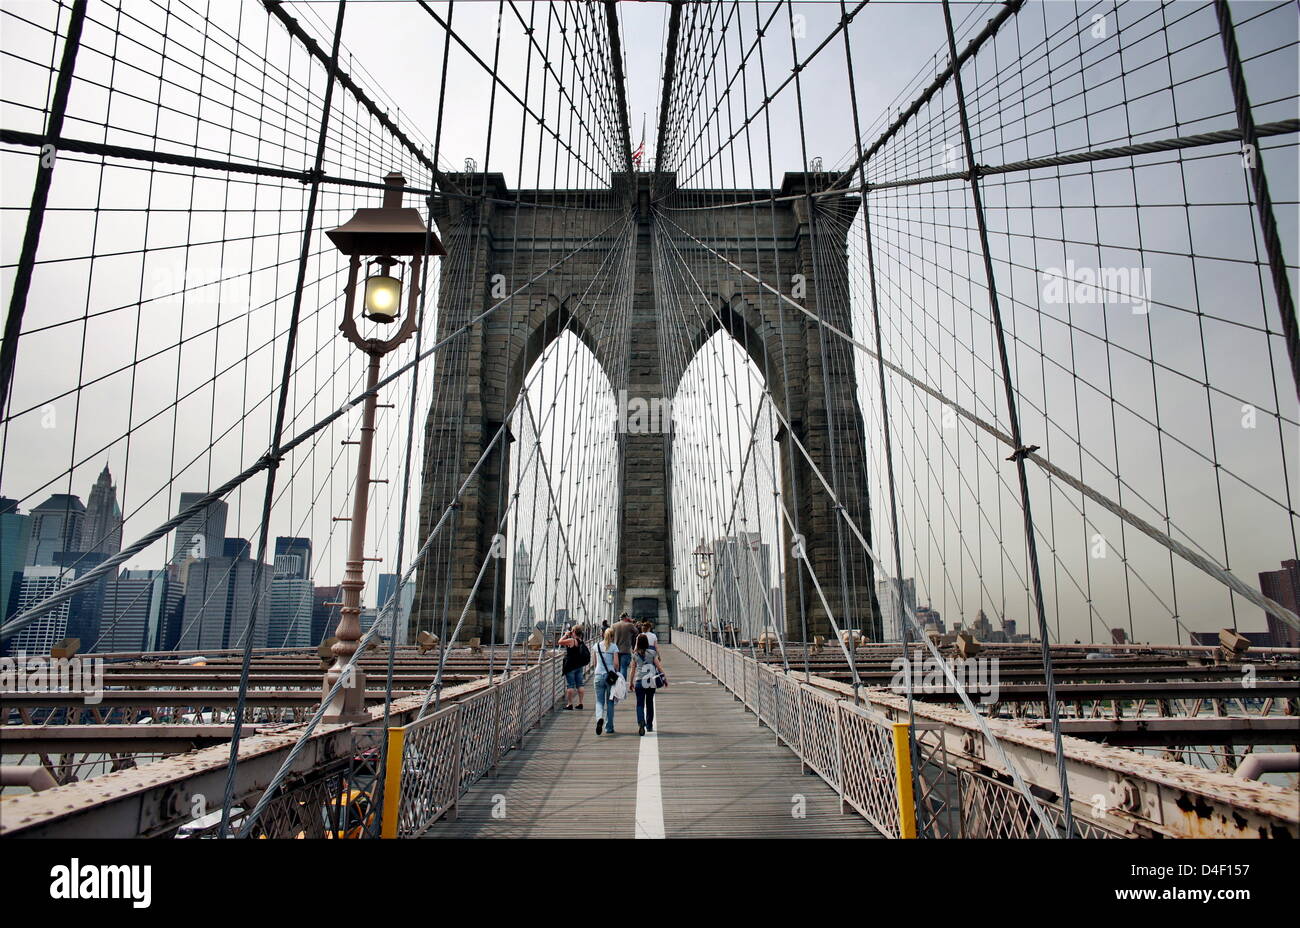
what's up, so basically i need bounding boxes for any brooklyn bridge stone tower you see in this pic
[413,171,877,645]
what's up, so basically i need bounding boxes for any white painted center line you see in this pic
[634,728,665,839]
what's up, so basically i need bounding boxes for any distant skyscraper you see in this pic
[176,550,271,650]
[0,497,29,620]
[510,544,533,635]
[875,577,916,640]
[377,572,414,639]
[8,566,74,654]
[268,576,314,648]
[915,604,943,634]
[82,465,123,556]
[1259,559,1299,649]
[25,494,84,566]
[768,586,783,632]
[712,532,770,633]
[98,569,169,652]
[170,492,227,566]
[312,585,342,645]
[274,536,312,580]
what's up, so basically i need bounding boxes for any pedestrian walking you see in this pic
[558,623,588,710]
[611,612,638,679]
[630,633,666,736]
[591,627,621,735]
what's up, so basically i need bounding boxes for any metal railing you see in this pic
[380,654,563,837]
[677,633,1133,838]
[676,632,915,838]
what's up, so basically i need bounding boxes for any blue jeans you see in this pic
[618,652,631,678]
[635,683,656,728]
[594,672,617,731]
[564,667,584,689]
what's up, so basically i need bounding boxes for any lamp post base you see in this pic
[322,666,369,724]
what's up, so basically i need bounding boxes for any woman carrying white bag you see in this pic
[591,627,622,735]
[629,633,667,736]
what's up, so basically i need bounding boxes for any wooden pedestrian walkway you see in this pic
[429,644,882,838]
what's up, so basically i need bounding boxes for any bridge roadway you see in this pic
[429,644,881,838]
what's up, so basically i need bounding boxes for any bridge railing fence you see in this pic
[676,633,1130,839]
[381,654,562,837]
[676,632,913,838]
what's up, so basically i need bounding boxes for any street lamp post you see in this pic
[692,540,713,638]
[320,171,444,723]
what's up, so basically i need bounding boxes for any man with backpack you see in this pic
[559,624,589,710]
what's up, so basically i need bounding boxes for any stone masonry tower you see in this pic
[412,172,877,644]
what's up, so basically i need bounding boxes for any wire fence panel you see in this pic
[839,704,903,837]
[386,656,560,837]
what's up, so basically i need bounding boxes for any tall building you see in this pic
[768,586,784,632]
[97,569,169,653]
[712,532,770,633]
[50,550,112,647]
[7,566,74,654]
[915,604,943,634]
[376,572,414,640]
[312,585,342,645]
[0,497,29,620]
[170,492,227,566]
[176,548,272,651]
[24,494,84,566]
[82,464,123,556]
[1259,559,1300,649]
[268,575,314,648]
[274,536,312,580]
[875,577,917,639]
[509,544,534,636]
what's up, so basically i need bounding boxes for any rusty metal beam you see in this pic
[807,674,1298,837]
[0,675,498,838]
[2,724,252,754]
[1042,716,1300,747]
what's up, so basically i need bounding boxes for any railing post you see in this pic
[490,680,501,773]
[797,686,808,774]
[834,701,846,814]
[380,724,405,839]
[774,675,782,745]
[451,704,464,821]
[891,721,917,839]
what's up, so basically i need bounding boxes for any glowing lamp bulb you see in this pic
[364,273,401,322]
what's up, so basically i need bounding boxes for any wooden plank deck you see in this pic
[428,644,882,838]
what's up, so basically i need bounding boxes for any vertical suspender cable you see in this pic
[218,0,348,838]
[939,0,1071,838]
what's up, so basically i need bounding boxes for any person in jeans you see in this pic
[629,633,666,736]
[558,623,587,710]
[611,612,638,679]
[591,627,621,735]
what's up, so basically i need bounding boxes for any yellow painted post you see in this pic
[380,725,406,839]
[891,722,917,839]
